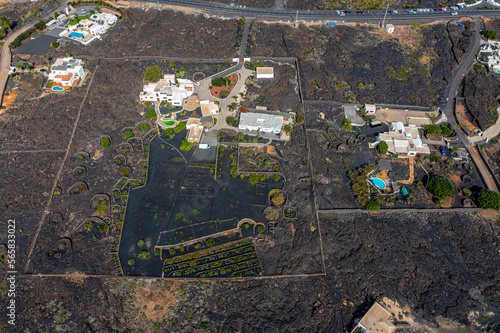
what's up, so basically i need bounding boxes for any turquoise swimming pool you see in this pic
[52,86,64,92]
[370,178,387,189]
[69,32,84,38]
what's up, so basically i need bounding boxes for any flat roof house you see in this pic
[351,302,396,333]
[256,67,274,79]
[239,112,283,134]
[372,121,430,157]
[140,74,194,106]
[48,57,85,86]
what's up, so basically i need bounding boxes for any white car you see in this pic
[198,144,211,149]
[451,12,458,15]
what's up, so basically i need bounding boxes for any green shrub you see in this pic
[165,128,174,136]
[96,200,108,214]
[366,200,381,211]
[211,77,230,87]
[342,119,352,131]
[377,141,388,155]
[205,238,214,247]
[84,221,93,231]
[180,139,193,151]
[477,190,500,210]
[484,30,498,40]
[144,101,152,106]
[138,250,150,259]
[174,121,187,132]
[137,239,145,247]
[128,258,135,266]
[122,130,133,139]
[296,113,304,124]
[120,167,130,176]
[100,137,110,148]
[441,125,453,136]
[139,123,150,131]
[430,156,440,163]
[256,225,265,233]
[427,174,454,198]
[146,109,156,119]
[425,124,442,135]
[249,174,259,185]
[461,188,472,197]
[273,174,281,181]
[270,191,285,206]
[144,65,163,82]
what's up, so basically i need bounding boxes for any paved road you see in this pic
[467,146,499,192]
[442,17,482,143]
[134,0,500,21]
[0,4,67,108]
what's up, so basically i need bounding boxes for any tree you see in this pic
[296,113,304,124]
[427,174,454,198]
[377,141,389,155]
[146,108,156,119]
[51,40,60,49]
[283,124,292,134]
[34,20,46,31]
[174,121,187,132]
[477,190,500,210]
[484,30,498,40]
[144,65,163,82]
[96,200,108,214]
[366,200,381,211]
[425,124,442,135]
[441,125,453,136]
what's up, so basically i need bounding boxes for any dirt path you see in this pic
[398,157,414,184]
[467,146,499,193]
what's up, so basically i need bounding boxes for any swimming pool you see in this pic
[370,178,387,189]
[163,120,175,126]
[69,32,84,38]
[52,86,64,92]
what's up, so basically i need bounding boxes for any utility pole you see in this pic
[295,10,298,29]
[381,3,389,28]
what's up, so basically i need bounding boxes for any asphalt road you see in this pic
[134,0,500,21]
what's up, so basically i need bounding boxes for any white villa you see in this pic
[140,74,194,106]
[239,112,283,134]
[59,12,117,44]
[48,57,85,86]
[351,302,396,333]
[371,121,430,157]
[478,41,500,73]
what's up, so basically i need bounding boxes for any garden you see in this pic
[209,73,239,99]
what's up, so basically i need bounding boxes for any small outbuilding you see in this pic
[256,67,274,79]
[365,104,376,114]
[385,24,394,34]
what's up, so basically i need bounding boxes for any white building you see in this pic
[139,74,194,106]
[200,100,219,115]
[90,12,118,26]
[48,57,85,86]
[239,112,283,134]
[385,24,394,34]
[57,14,67,22]
[372,121,430,157]
[47,19,58,28]
[351,302,396,333]
[256,67,274,79]
[365,104,376,114]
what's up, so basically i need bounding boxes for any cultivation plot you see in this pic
[0,151,64,275]
[26,122,152,275]
[163,237,261,278]
[119,136,193,276]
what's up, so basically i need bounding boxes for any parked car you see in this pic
[440,146,446,155]
[451,11,458,15]
[199,144,211,149]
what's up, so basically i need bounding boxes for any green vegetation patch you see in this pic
[427,174,454,198]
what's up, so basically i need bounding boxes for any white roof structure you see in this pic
[352,303,396,333]
[48,57,85,86]
[365,104,376,114]
[375,121,430,157]
[140,74,194,105]
[200,100,219,115]
[239,112,283,134]
[256,67,274,78]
